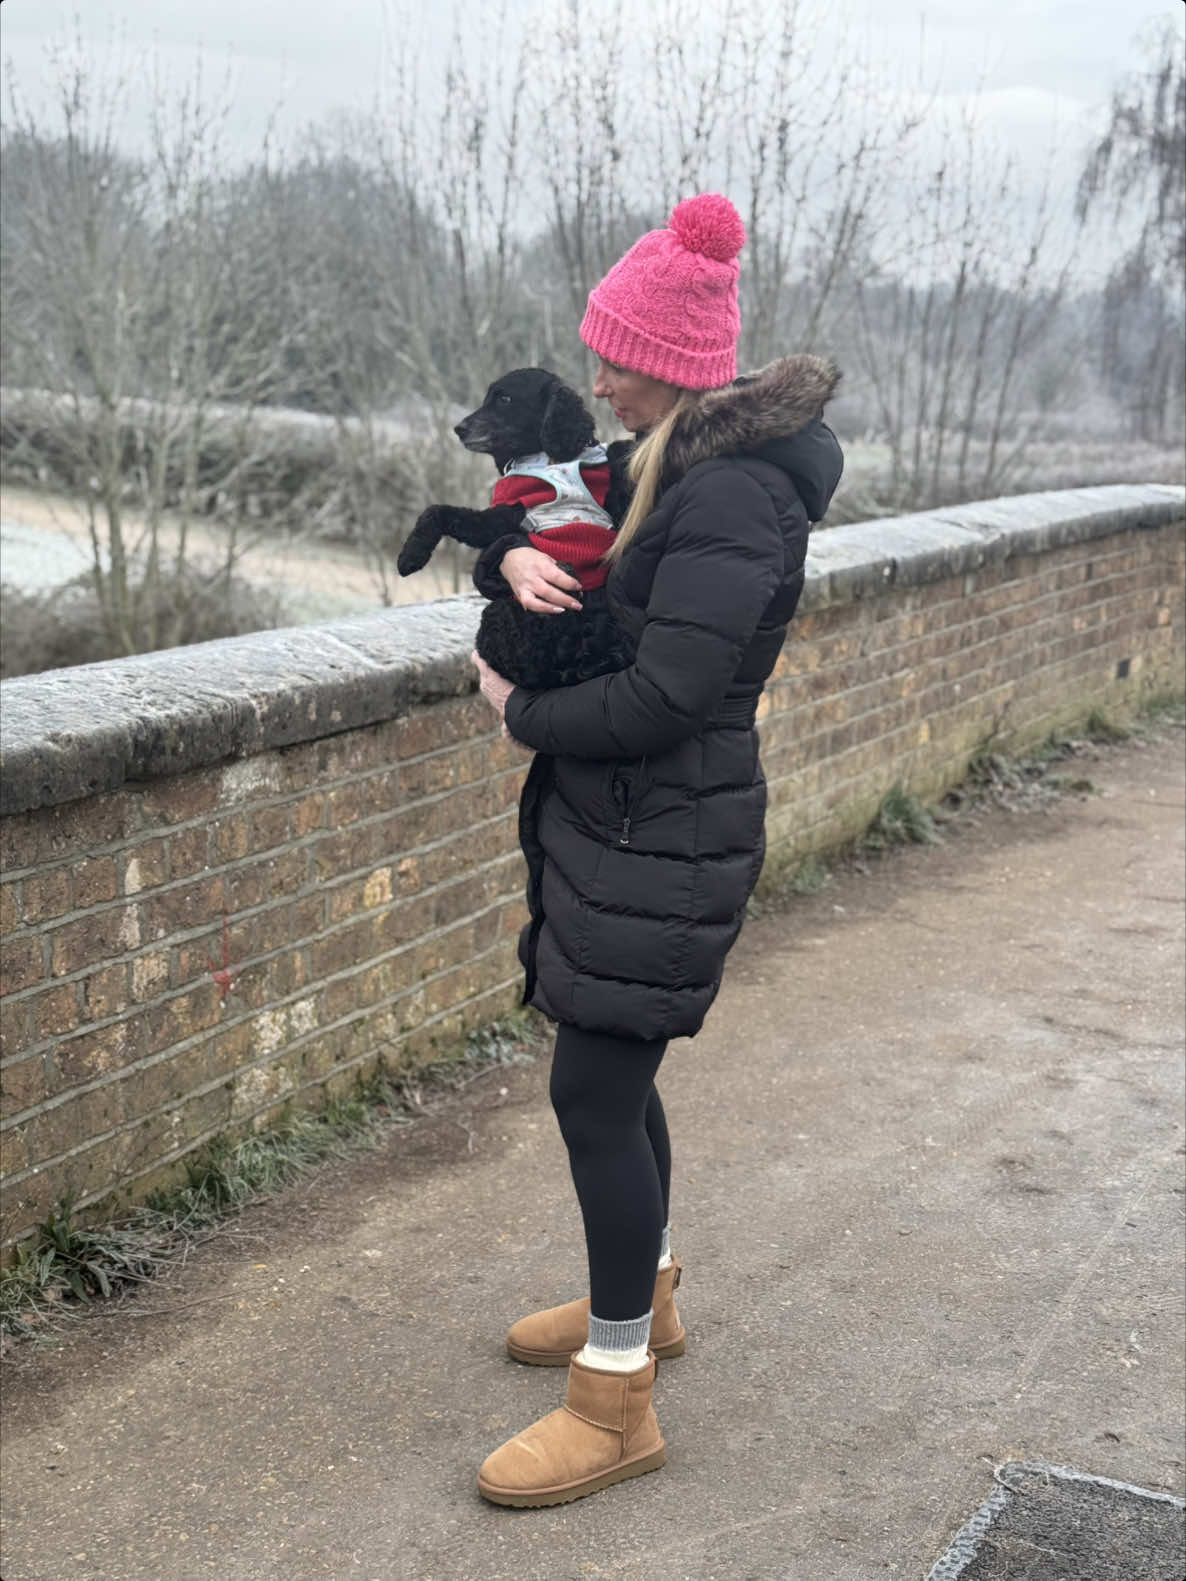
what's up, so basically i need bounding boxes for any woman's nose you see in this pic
[591,364,611,399]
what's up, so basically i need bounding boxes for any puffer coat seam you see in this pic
[598,845,764,867]
[551,850,699,923]
[565,959,719,991]
[686,781,757,800]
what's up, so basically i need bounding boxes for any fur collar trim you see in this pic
[664,353,840,481]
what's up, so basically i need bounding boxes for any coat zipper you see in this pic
[615,755,648,847]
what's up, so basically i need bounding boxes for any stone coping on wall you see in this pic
[1,483,1182,818]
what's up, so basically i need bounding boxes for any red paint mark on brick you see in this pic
[206,914,240,1004]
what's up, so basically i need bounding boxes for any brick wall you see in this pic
[1,485,1183,1252]
[759,515,1186,869]
[0,697,530,1245]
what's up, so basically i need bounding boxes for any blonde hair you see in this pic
[604,388,704,564]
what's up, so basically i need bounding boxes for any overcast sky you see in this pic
[1,0,1179,177]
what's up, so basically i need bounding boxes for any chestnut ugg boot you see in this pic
[477,1352,665,1507]
[506,1257,686,1366]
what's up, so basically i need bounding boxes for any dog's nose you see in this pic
[454,420,470,440]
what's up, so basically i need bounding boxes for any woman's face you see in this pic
[591,359,680,434]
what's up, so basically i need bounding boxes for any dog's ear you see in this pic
[540,381,596,462]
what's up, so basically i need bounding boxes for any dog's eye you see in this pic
[496,394,512,405]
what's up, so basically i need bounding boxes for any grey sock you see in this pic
[587,1309,653,1352]
[658,1225,671,1265]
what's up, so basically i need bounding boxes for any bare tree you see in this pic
[1076,24,1185,440]
[2,37,295,653]
[849,105,1076,511]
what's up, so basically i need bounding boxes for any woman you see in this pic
[471,194,843,1508]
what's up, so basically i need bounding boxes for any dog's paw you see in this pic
[397,507,449,576]
[396,540,428,576]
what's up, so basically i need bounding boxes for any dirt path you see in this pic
[1,732,1183,1581]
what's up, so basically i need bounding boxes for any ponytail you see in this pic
[603,388,703,564]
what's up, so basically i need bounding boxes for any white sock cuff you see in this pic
[576,1339,651,1372]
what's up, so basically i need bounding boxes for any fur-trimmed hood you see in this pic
[663,353,843,521]
[667,354,839,471]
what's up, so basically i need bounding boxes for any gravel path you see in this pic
[2,733,1182,1581]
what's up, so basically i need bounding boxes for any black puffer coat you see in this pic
[500,354,844,1042]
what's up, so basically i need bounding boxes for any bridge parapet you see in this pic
[2,484,1182,1252]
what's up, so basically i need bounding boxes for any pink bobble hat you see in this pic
[579,193,747,390]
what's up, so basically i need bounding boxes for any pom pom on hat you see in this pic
[579,191,745,389]
[668,194,746,262]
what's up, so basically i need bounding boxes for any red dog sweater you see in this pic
[489,445,615,590]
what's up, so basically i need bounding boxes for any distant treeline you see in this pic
[0,3,1181,661]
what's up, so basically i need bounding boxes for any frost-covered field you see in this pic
[0,487,466,622]
[3,435,1181,626]
[827,438,1186,523]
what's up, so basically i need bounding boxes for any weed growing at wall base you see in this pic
[1137,693,1186,728]
[789,854,832,895]
[1083,707,1132,743]
[862,785,943,851]
[957,696,1183,814]
[0,1011,548,1345]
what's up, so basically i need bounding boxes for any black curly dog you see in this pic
[397,368,635,691]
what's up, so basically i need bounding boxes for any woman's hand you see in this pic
[473,651,513,721]
[501,546,584,614]
[472,651,531,747]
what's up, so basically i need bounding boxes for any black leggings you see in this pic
[548,1024,670,1322]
